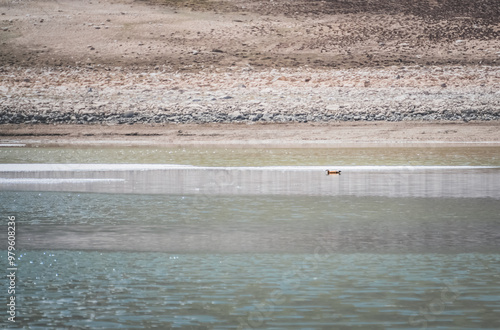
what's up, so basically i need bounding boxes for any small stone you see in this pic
[229,111,242,120]
[326,105,339,111]
[261,112,273,121]
[124,111,134,118]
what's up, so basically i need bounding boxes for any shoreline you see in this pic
[1,0,499,149]
[1,122,499,148]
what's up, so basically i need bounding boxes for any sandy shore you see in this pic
[1,0,499,146]
[2,0,499,69]
[2,122,500,147]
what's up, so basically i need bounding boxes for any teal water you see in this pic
[10,252,500,329]
[2,188,500,328]
[1,146,500,329]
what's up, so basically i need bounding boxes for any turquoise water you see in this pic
[1,146,500,329]
[11,252,500,329]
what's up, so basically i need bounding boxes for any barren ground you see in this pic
[1,0,499,146]
[1,0,499,69]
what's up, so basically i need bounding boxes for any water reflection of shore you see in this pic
[1,165,499,198]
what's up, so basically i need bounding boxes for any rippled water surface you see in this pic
[1,146,500,329]
[11,252,500,329]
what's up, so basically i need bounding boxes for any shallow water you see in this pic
[1,147,500,329]
[1,146,500,166]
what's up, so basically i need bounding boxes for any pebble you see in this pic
[123,110,135,118]
[229,111,242,120]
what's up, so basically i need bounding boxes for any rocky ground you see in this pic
[1,0,499,129]
[1,66,500,124]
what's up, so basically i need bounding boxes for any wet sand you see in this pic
[1,121,500,147]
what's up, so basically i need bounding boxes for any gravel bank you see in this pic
[1,65,500,124]
[1,0,499,125]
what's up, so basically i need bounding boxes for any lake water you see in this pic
[1,146,499,329]
[1,146,500,166]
